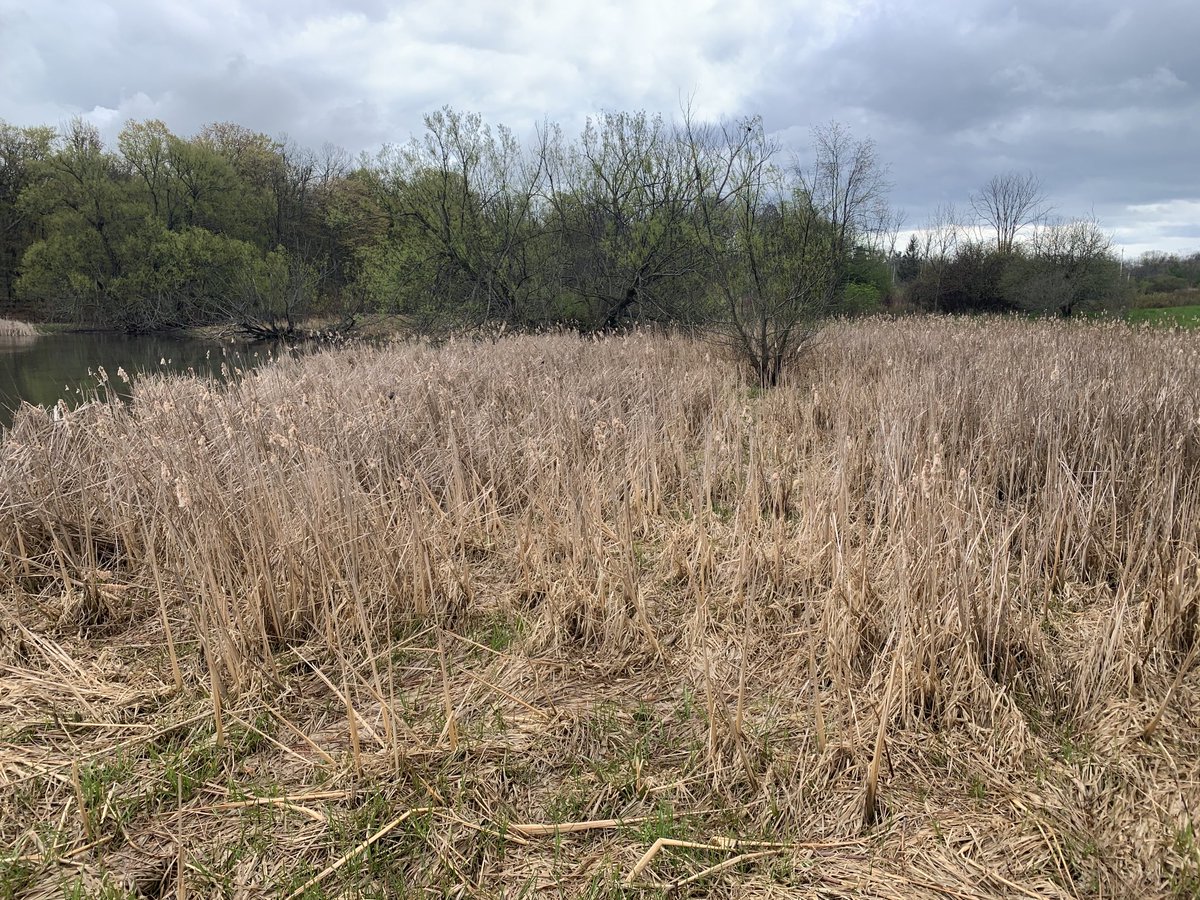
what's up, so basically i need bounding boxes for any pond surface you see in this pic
[0,331,267,430]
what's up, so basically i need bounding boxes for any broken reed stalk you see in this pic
[627,835,868,887]
[282,807,437,900]
[343,669,363,774]
[702,647,719,767]
[206,645,226,750]
[809,642,827,752]
[70,759,91,841]
[1142,640,1200,740]
[176,770,186,900]
[509,815,655,837]
[863,654,897,830]
[437,630,458,750]
[667,848,784,893]
[153,570,183,692]
[627,838,729,884]
[735,602,749,736]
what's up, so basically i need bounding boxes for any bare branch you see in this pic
[970,170,1049,254]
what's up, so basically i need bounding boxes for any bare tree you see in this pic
[682,116,892,387]
[919,203,961,311]
[807,122,892,284]
[685,117,821,387]
[879,206,907,285]
[970,170,1049,255]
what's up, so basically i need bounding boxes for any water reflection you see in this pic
[0,331,266,430]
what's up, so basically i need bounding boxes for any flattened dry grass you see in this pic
[1,318,1200,897]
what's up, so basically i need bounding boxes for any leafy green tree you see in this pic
[216,245,331,337]
[363,107,546,328]
[16,119,146,324]
[164,137,241,233]
[199,125,363,329]
[0,121,55,308]
[118,119,184,228]
[540,111,709,328]
[125,226,265,327]
[195,122,281,244]
[18,118,327,332]
[841,246,892,313]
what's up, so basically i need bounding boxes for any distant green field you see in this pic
[1127,305,1200,327]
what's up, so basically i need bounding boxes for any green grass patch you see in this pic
[0,854,36,900]
[1127,305,1200,327]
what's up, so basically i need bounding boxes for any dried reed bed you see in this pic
[1,318,1199,897]
[0,318,37,338]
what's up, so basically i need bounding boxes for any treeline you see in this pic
[0,111,894,346]
[1126,251,1200,308]
[0,119,360,333]
[1130,250,1200,288]
[1,110,1140,353]
[893,172,1134,317]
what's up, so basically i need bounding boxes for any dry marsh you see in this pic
[1,318,1199,898]
[0,319,37,338]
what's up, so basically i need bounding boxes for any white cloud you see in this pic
[1112,199,1200,257]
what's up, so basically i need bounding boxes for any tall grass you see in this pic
[0,318,37,337]
[1132,287,1200,310]
[1,318,1199,897]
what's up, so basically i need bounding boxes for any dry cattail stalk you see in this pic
[0,320,1198,897]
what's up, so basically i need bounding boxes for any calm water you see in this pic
[0,331,266,430]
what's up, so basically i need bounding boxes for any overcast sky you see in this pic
[2,0,1197,256]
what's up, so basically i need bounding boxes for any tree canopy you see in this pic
[0,109,903,345]
[1,108,1138,364]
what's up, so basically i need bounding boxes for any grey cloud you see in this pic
[1,0,1196,252]
[744,0,1199,251]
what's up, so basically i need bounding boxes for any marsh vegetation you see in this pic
[0,329,271,430]
[1,317,1199,897]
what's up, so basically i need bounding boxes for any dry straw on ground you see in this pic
[1,317,1199,898]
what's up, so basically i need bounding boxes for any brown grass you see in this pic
[1,318,1199,897]
[0,318,37,338]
